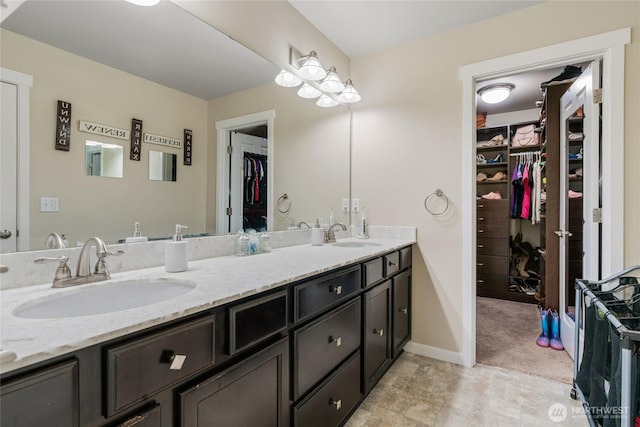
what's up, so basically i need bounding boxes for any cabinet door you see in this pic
[1,360,79,427]
[392,270,411,359]
[179,338,289,427]
[363,280,391,392]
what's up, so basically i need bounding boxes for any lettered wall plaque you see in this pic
[184,129,192,165]
[79,120,129,140]
[144,133,182,149]
[130,119,143,161]
[55,100,72,151]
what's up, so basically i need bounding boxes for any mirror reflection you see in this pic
[149,151,177,182]
[85,141,124,178]
[0,0,351,252]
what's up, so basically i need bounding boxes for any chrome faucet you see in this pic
[34,236,123,288]
[297,221,311,229]
[324,223,347,243]
[44,232,66,249]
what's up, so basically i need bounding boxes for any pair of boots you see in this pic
[536,308,564,350]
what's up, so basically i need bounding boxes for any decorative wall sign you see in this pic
[144,133,182,149]
[55,100,72,151]
[130,119,143,161]
[79,120,129,140]
[183,129,192,165]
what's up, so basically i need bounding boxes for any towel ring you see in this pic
[276,193,291,214]
[424,189,449,216]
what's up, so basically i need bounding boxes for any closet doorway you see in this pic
[461,28,629,369]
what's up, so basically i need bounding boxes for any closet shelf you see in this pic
[477,144,508,152]
[509,144,543,152]
[477,162,508,168]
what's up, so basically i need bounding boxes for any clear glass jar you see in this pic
[236,230,250,256]
[259,233,272,253]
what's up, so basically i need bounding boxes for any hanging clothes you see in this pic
[531,158,542,224]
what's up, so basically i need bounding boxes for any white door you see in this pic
[227,131,268,234]
[0,81,18,252]
[558,62,601,358]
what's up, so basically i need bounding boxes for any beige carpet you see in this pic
[476,296,575,384]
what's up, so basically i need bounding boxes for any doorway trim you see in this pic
[1,67,32,251]
[215,110,275,235]
[459,28,630,368]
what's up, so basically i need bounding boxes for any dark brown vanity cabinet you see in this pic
[392,270,412,359]
[0,359,79,427]
[363,280,392,393]
[179,337,289,427]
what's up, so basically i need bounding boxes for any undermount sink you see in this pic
[13,278,197,319]
[332,241,382,248]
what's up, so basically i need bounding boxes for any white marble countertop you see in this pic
[0,236,415,375]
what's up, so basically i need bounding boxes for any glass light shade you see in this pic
[297,83,322,99]
[319,67,345,93]
[316,94,339,108]
[298,51,326,81]
[125,0,160,6]
[337,80,361,103]
[478,83,514,104]
[274,69,302,87]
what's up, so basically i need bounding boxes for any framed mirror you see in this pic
[0,0,351,251]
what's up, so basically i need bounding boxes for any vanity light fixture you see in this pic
[125,0,160,6]
[275,69,302,87]
[337,79,361,104]
[298,83,323,99]
[316,94,339,108]
[477,83,515,104]
[319,67,345,93]
[298,51,326,81]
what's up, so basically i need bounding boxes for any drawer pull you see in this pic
[373,328,384,336]
[477,244,484,248]
[478,217,484,221]
[329,336,342,347]
[399,308,408,314]
[478,204,484,208]
[477,263,483,267]
[330,398,342,410]
[388,261,398,268]
[478,229,484,233]
[330,285,342,295]
[169,354,187,370]
[477,280,484,284]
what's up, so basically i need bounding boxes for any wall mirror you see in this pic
[85,141,124,178]
[0,0,351,252]
[149,151,177,182]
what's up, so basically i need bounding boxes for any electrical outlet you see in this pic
[351,198,360,213]
[342,198,350,213]
[40,197,59,213]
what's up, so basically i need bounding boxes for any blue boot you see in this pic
[550,310,564,350]
[536,308,550,347]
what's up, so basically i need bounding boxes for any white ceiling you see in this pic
[2,0,578,114]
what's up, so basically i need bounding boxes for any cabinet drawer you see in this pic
[294,299,361,399]
[477,237,509,257]
[477,255,508,276]
[476,212,509,226]
[476,272,507,291]
[384,251,400,277]
[363,257,383,288]
[229,290,287,355]
[293,351,361,427]
[476,224,508,238]
[400,246,412,270]
[477,199,509,216]
[106,315,215,416]
[114,405,161,427]
[294,266,361,322]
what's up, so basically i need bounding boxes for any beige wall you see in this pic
[1,29,209,248]
[349,1,639,354]
[207,85,351,234]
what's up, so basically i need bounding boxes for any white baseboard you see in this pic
[403,341,464,365]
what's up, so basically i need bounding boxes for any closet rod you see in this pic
[509,150,541,157]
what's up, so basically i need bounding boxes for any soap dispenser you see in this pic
[311,218,324,246]
[165,224,189,272]
[125,221,149,243]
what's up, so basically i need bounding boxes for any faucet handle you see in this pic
[34,256,72,286]
[94,250,124,276]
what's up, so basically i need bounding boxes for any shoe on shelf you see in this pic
[568,152,579,160]
[568,189,583,199]
[477,172,488,182]
[490,134,505,145]
[577,147,584,159]
[476,154,487,164]
[568,131,583,141]
[487,171,507,181]
[540,65,582,90]
[481,191,502,200]
[486,152,505,164]
[576,168,583,177]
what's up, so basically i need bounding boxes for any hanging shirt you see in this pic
[520,162,531,220]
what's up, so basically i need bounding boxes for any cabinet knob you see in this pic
[477,280,484,284]
[477,244,484,248]
[169,354,187,370]
[329,336,342,347]
[478,229,484,233]
[399,308,408,314]
[373,328,384,336]
[388,261,398,268]
[477,263,484,267]
[330,399,342,410]
[478,204,484,208]
[330,285,342,295]
[478,217,484,221]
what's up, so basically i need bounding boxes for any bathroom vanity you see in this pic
[0,237,413,426]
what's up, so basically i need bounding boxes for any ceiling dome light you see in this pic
[337,79,361,104]
[125,0,160,6]
[316,94,339,108]
[319,67,345,93]
[298,51,326,81]
[477,83,515,104]
[274,69,302,87]
[297,83,322,99]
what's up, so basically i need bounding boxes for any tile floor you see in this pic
[344,352,588,427]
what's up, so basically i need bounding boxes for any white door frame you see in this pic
[1,67,32,251]
[460,28,630,368]
[215,110,275,235]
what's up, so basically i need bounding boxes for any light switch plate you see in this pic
[40,197,59,212]
[351,198,360,213]
[342,198,350,213]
